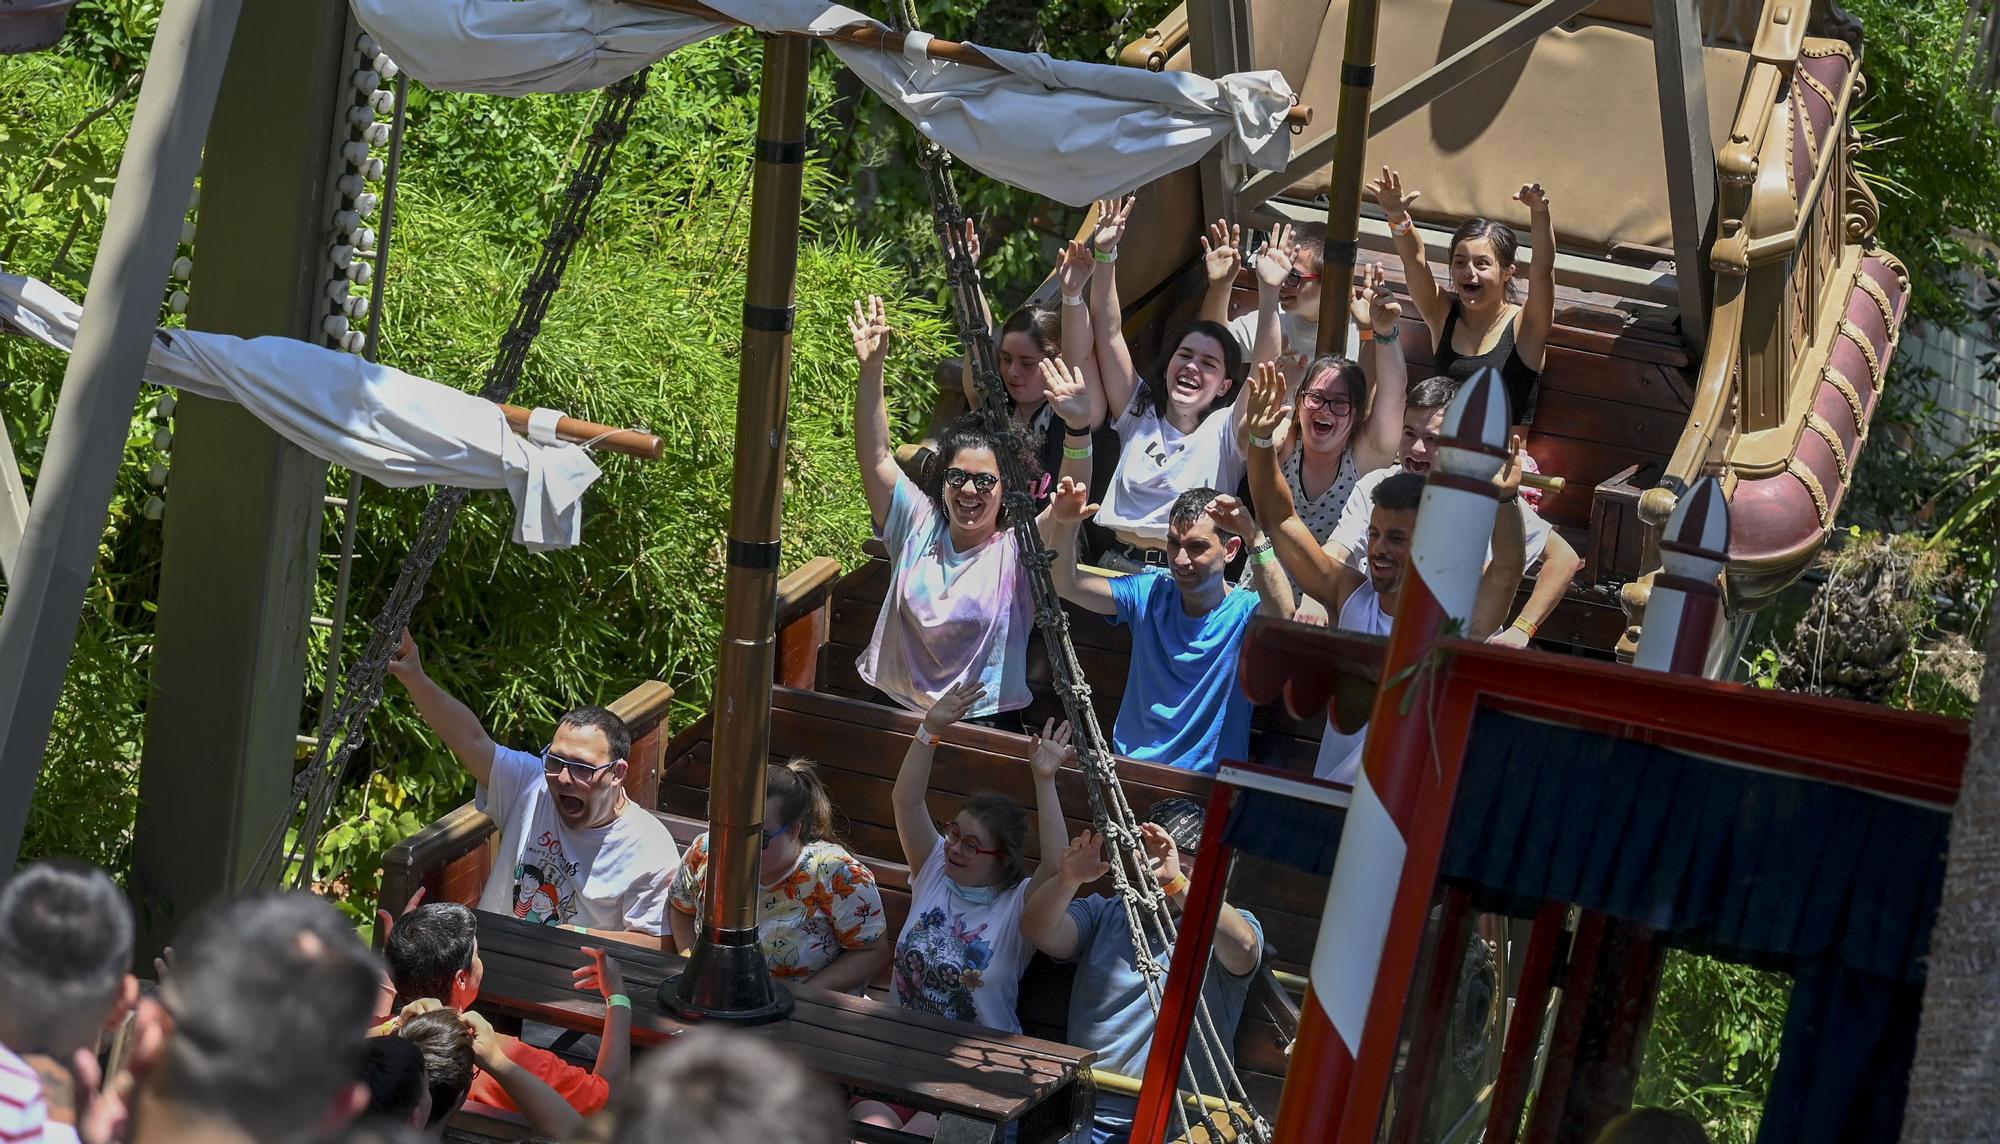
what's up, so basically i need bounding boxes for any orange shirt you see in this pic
[465,1033,609,1117]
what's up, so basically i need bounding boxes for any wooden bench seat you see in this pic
[470,912,1095,1144]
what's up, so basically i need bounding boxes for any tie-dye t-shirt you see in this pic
[668,834,886,984]
[892,836,1036,1032]
[858,474,1032,718]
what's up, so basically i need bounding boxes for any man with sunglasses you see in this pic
[1198,218,1358,395]
[388,631,679,940]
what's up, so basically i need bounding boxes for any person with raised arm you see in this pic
[1070,196,1261,571]
[1046,470,1292,773]
[1197,218,1359,391]
[1019,801,1265,1144]
[850,295,1047,729]
[1369,167,1558,433]
[884,681,1074,1032]
[386,633,679,943]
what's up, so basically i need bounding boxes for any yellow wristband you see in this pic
[607,993,632,1010]
[1063,445,1091,460]
[1161,873,1189,898]
[1512,617,1539,637]
[1250,544,1277,566]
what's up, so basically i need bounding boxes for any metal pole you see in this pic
[1275,371,1508,1143]
[0,0,243,864]
[1315,0,1381,358]
[1651,0,1717,350]
[662,31,811,1024]
[1131,780,1238,1144]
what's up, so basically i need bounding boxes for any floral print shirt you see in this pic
[668,834,886,981]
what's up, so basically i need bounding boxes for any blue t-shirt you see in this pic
[1063,894,1264,1136]
[1108,571,1259,773]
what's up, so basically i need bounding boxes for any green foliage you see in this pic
[298,34,950,915]
[1636,953,1793,1144]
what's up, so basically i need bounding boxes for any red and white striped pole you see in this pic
[1632,476,1730,676]
[1275,370,1510,1143]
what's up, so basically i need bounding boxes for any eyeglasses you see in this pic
[542,749,623,782]
[1282,269,1321,289]
[760,822,794,849]
[944,468,1000,494]
[1300,390,1354,416]
[938,820,1002,858]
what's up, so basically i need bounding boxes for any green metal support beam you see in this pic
[129,0,352,948]
[0,0,245,866]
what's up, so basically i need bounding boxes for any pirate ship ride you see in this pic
[0,1,1968,1143]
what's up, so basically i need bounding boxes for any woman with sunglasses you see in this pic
[667,758,889,993]
[1197,218,1356,396]
[887,681,1073,1033]
[851,295,1047,731]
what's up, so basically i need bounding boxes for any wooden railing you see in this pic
[1648,0,1863,513]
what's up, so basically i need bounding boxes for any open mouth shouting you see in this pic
[555,791,589,820]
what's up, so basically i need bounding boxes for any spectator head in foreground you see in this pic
[384,902,483,1013]
[0,859,138,1060]
[394,1010,473,1130]
[357,1035,431,1130]
[135,891,380,1144]
[1595,1107,1711,1144]
[602,1027,844,1144]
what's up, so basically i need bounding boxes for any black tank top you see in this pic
[1433,302,1543,425]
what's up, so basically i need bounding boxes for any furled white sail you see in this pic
[0,273,599,551]
[347,0,1294,205]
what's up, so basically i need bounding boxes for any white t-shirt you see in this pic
[1314,580,1395,784]
[1097,389,1245,543]
[1326,465,1551,572]
[476,744,680,934]
[1226,308,1361,393]
[859,475,1032,717]
[891,837,1037,1033]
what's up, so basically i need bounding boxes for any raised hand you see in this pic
[1243,361,1291,444]
[1254,222,1296,289]
[1056,239,1094,298]
[1039,357,1092,427]
[848,295,891,368]
[385,628,422,683]
[375,885,427,947]
[1513,181,1550,215]
[1138,821,1183,889]
[1092,195,1137,253]
[1204,493,1257,540]
[921,680,984,738]
[1028,718,1075,782]
[1349,261,1402,335]
[1494,432,1526,501]
[1049,475,1101,526]
[572,945,625,1001]
[461,1009,510,1072]
[1201,218,1242,286]
[961,217,983,264]
[1059,830,1112,884]
[1367,166,1422,223]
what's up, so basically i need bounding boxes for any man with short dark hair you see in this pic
[382,903,627,1120]
[1020,798,1264,1144]
[130,892,380,1144]
[1048,476,1292,773]
[386,631,679,939]
[0,860,139,1143]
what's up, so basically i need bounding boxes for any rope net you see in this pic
[243,69,654,893]
[921,151,1269,1144]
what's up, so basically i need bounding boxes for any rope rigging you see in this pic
[919,148,1270,1144]
[244,67,655,892]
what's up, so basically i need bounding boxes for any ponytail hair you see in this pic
[766,758,836,845]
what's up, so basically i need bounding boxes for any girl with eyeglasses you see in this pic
[666,759,889,993]
[885,681,1073,1034]
[851,295,1050,732]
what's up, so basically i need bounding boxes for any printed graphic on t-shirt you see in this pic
[893,905,996,1025]
[510,828,580,926]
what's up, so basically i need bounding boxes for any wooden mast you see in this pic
[1314,0,1382,358]
[661,31,812,1023]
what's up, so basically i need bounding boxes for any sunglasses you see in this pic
[944,468,1000,494]
[938,820,1001,858]
[1282,269,1321,289]
[542,749,623,782]
[760,822,795,849]
[1300,390,1354,416]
